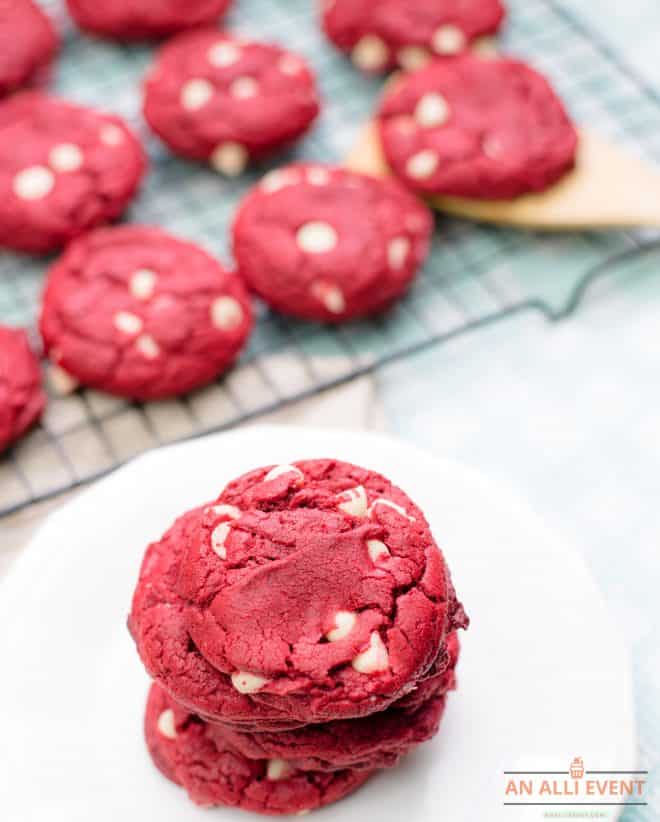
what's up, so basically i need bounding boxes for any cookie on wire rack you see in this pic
[40,226,252,401]
[0,326,45,453]
[0,0,59,97]
[232,164,433,322]
[322,0,505,73]
[0,92,145,253]
[377,54,578,200]
[143,29,319,176]
[66,0,232,40]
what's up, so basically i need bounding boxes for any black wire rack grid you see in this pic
[1,0,660,515]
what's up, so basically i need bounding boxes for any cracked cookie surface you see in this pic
[145,682,373,814]
[378,55,578,199]
[40,225,252,400]
[0,92,145,252]
[143,29,319,174]
[209,632,458,771]
[130,459,467,725]
[233,165,432,322]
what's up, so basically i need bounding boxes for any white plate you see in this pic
[0,426,635,821]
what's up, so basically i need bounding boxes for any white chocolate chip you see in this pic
[351,35,389,71]
[208,41,241,67]
[397,46,431,71]
[296,221,338,254]
[264,464,304,483]
[322,287,345,314]
[130,269,157,300]
[367,539,390,563]
[388,237,410,270]
[49,364,79,395]
[231,671,268,694]
[13,166,54,200]
[114,311,143,336]
[278,55,304,76]
[211,296,243,331]
[135,334,160,359]
[406,150,439,180]
[261,169,299,193]
[368,498,416,521]
[311,281,345,315]
[352,632,389,674]
[326,611,357,642]
[415,93,450,128]
[209,503,241,520]
[306,167,330,186]
[210,141,248,176]
[211,522,232,559]
[157,709,177,739]
[432,25,466,55]
[231,76,259,99]
[266,759,294,781]
[482,135,503,159]
[337,485,368,518]
[180,78,214,111]
[49,143,83,172]
[100,124,124,146]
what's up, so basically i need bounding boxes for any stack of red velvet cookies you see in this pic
[129,458,467,815]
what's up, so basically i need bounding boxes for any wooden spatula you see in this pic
[346,120,660,230]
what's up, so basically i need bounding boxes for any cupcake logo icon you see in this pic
[570,757,585,779]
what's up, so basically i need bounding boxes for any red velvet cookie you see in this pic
[0,0,59,96]
[322,0,505,73]
[145,683,374,814]
[209,634,459,772]
[40,226,252,400]
[178,460,465,723]
[0,325,45,452]
[131,507,317,730]
[129,510,459,733]
[0,92,145,253]
[216,695,446,772]
[233,164,432,322]
[378,55,578,200]
[143,29,319,176]
[129,459,467,726]
[65,0,231,40]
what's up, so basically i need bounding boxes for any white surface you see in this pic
[0,426,635,821]
[380,270,660,806]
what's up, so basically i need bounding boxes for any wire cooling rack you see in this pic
[1,0,660,514]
